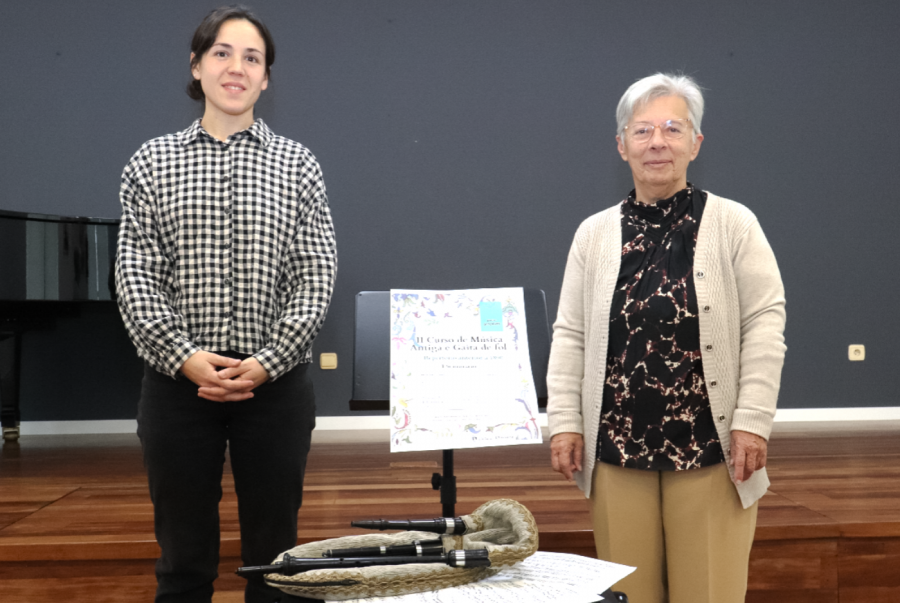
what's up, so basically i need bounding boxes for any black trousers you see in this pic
[138,359,315,603]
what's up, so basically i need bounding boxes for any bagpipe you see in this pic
[238,499,539,601]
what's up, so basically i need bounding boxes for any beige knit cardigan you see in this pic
[547,192,786,508]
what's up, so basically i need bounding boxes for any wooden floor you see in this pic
[1,421,899,602]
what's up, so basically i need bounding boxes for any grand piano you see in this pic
[0,208,119,441]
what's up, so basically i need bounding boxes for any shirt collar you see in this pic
[626,183,693,210]
[623,184,694,226]
[178,118,274,148]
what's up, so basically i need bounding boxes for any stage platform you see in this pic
[1,421,899,603]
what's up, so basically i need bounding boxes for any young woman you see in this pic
[115,6,337,602]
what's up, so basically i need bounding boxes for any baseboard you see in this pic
[15,407,900,436]
[19,420,140,436]
[774,407,900,422]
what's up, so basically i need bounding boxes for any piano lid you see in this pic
[0,209,119,302]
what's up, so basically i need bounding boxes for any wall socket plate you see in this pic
[320,353,338,370]
[848,345,865,361]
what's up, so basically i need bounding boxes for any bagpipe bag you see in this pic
[265,498,539,600]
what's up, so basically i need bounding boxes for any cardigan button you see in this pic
[703,305,711,312]
[705,344,713,351]
[717,414,726,422]
[696,270,705,279]
[710,380,718,387]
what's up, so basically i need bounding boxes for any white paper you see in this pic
[331,552,635,603]
[389,288,541,453]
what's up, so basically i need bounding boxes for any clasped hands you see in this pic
[180,351,269,402]
[550,429,768,485]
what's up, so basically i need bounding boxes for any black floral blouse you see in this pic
[597,185,725,471]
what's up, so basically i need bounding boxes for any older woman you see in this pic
[547,73,785,603]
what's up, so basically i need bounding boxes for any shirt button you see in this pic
[224,207,231,215]
[718,414,726,422]
[696,270,705,279]
[703,305,711,312]
[222,175,230,183]
[224,277,232,286]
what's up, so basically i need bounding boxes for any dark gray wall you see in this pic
[2,1,898,420]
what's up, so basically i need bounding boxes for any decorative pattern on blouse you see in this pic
[598,185,724,471]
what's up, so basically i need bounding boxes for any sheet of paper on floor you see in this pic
[331,551,635,603]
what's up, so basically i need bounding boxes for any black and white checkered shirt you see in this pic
[116,119,337,380]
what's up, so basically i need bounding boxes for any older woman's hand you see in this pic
[551,432,584,482]
[730,430,768,485]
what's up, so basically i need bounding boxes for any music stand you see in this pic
[350,289,551,516]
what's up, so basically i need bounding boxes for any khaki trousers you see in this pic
[590,461,757,603]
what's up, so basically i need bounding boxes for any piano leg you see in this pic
[0,333,21,442]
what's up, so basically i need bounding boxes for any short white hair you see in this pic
[616,73,705,142]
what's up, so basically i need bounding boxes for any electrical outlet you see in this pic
[320,353,338,370]
[848,345,865,361]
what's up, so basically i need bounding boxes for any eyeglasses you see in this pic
[624,119,692,143]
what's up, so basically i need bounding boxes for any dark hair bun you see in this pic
[187,79,205,101]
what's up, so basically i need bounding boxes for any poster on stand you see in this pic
[389,287,542,453]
